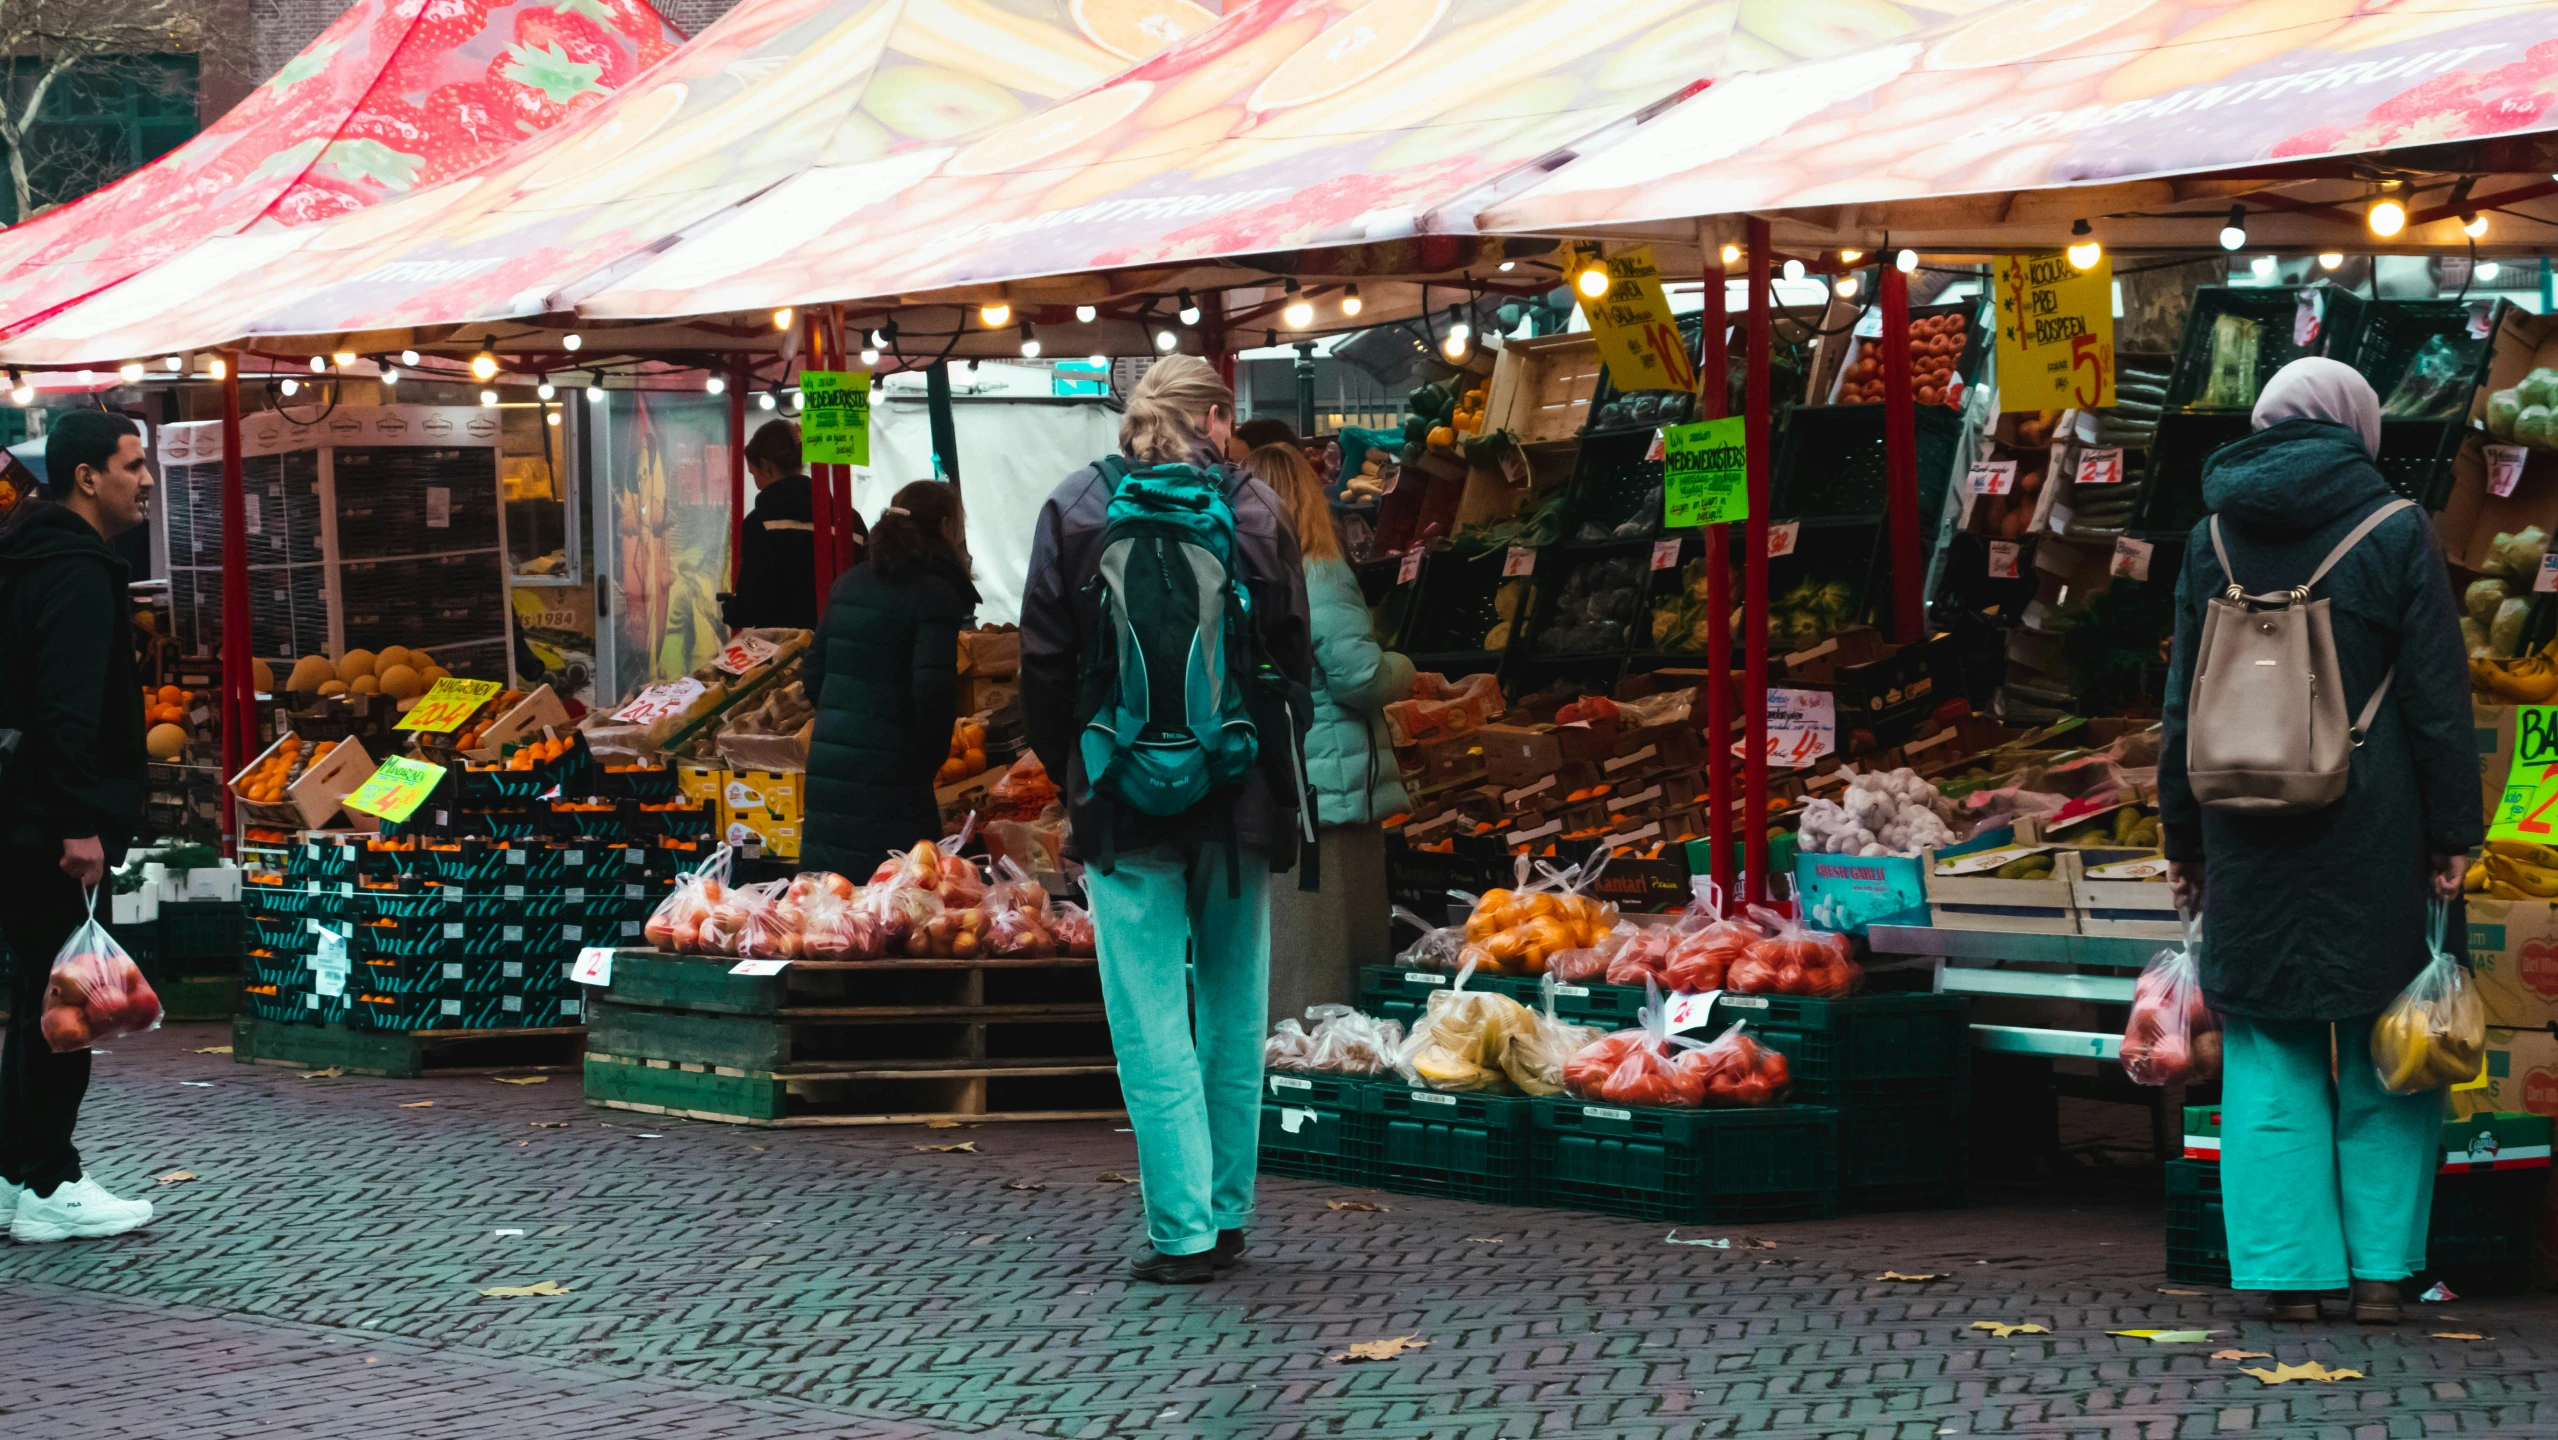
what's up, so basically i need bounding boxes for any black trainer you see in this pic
[1128,1248,1215,1284]
[1210,1229,1248,1270]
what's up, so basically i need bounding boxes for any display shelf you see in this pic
[2164,284,2369,410]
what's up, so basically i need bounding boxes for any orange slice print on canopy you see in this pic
[1251,0,1453,111]
[1072,0,1222,61]
[1927,0,2161,69]
[944,82,1157,177]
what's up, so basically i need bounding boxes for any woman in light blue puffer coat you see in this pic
[1244,443,1415,1021]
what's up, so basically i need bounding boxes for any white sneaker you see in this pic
[0,1177,20,1224]
[12,1176,154,1243]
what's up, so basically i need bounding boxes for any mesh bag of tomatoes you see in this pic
[1559,982,1791,1108]
[42,890,162,1052]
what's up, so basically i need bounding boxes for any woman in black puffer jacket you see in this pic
[801,480,978,878]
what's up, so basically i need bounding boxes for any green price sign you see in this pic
[2488,705,2558,842]
[1662,417,1747,528]
[799,370,871,466]
[340,755,448,824]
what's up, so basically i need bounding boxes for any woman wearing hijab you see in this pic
[801,480,978,877]
[2158,356,2479,1325]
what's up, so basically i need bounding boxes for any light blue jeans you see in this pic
[2221,1012,2439,1290]
[1085,844,1270,1256]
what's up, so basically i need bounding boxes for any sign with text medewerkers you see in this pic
[798,370,871,466]
[1661,417,1747,528]
[1993,250,2115,413]
[1559,241,1695,395]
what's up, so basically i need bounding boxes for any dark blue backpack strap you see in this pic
[1093,455,1133,493]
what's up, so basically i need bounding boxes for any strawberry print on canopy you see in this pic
[0,0,681,337]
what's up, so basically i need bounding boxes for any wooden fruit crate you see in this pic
[1484,333,1601,444]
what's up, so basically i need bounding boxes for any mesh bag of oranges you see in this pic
[1455,846,1619,977]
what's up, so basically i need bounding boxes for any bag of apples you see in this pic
[643,844,734,954]
[43,889,162,1053]
[2119,917,2221,1086]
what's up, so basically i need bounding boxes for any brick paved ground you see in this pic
[6,1023,2558,1439]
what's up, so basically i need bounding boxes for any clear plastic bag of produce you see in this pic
[643,843,734,954]
[1459,846,1619,977]
[2380,332,2475,419]
[1265,1017,1321,1071]
[1561,981,1705,1107]
[1394,959,1536,1092]
[1678,1019,1793,1108]
[1500,974,1606,1097]
[981,857,1058,957]
[722,880,792,959]
[2119,915,2222,1086]
[787,871,880,962]
[1549,919,1636,984]
[2372,901,2487,1095]
[1660,914,1762,994]
[41,889,161,1052]
[1393,903,1468,972]
[1305,1004,1404,1076]
[1605,924,1677,987]
[1051,900,1097,957]
[1729,907,1861,996]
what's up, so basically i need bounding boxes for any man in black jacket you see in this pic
[0,409,154,1243]
[722,419,863,631]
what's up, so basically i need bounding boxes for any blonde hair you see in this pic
[1245,442,1340,561]
[1120,355,1233,465]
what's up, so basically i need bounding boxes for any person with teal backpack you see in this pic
[1021,356,1315,1283]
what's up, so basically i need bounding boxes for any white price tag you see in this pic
[2537,553,2558,595]
[570,947,615,986]
[425,485,452,529]
[1502,545,1537,577]
[612,677,705,725]
[2489,444,2529,498]
[243,493,263,536]
[1661,989,1723,1036]
[714,636,779,675]
[1988,540,2022,579]
[1767,521,1800,558]
[1397,548,1423,584]
[2470,299,2497,339]
[312,925,349,999]
[728,958,791,976]
[2110,536,2154,582]
[1967,460,2017,496]
[1643,428,1667,463]
[1651,538,1683,571]
[1764,687,1835,769]
[2074,447,2126,487]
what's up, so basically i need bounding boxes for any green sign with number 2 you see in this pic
[2489,705,2558,842]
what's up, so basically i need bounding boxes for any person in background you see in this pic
[0,409,154,1243]
[1020,356,1313,1284]
[801,480,976,877]
[2157,357,2478,1326]
[1244,441,1413,1021]
[1232,418,1299,457]
[722,419,865,631]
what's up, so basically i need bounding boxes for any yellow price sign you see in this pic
[340,755,448,823]
[395,677,503,733]
[1560,242,1695,396]
[2488,705,2558,842]
[1992,250,2115,413]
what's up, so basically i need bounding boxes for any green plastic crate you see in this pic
[1259,1071,1378,1184]
[158,901,243,963]
[1544,979,1647,1031]
[2164,1160,2230,1286]
[1710,992,1971,1109]
[1839,1090,1971,1213]
[1365,1086,1533,1204]
[1530,1098,1837,1224]
[2166,1159,2540,1294]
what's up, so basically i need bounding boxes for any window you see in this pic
[4,53,198,224]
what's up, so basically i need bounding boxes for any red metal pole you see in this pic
[726,364,746,593]
[219,352,248,853]
[1700,261,1734,912]
[804,316,836,605]
[1744,218,1773,908]
[826,306,856,574]
[1880,260,1922,644]
[1204,292,1232,391]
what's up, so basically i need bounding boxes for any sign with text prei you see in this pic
[1993,250,2115,413]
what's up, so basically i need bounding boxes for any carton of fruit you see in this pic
[2070,848,2178,940]
[1923,845,2076,934]
[463,684,571,764]
[228,731,378,832]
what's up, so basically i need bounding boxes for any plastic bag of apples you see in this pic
[2119,917,2221,1086]
[43,890,162,1052]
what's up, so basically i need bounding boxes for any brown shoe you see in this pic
[2351,1280,2401,1325]
[2266,1291,2322,1322]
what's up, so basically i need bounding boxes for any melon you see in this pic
[287,655,334,693]
[375,645,412,673]
[349,674,381,695]
[337,649,377,681]
[420,665,451,685]
[253,657,275,693]
[377,663,425,700]
[146,723,188,760]
[316,679,349,697]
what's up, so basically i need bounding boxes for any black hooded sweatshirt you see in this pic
[0,499,143,859]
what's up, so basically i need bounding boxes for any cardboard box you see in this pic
[676,764,725,806]
[2465,898,2558,1030]
[962,629,1020,679]
[2069,847,2179,940]
[1478,725,1564,790]
[1406,732,1486,792]
[2453,1026,2558,1119]
[2436,306,2558,571]
[1794,850,1926,935]
[721,809,801,860]
[964,676,1019,716]
[722,770,803,822]
[2475,702,2558,829]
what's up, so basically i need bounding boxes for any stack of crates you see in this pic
[1719,990,1974,1211]
[1259,1071,1381,1184]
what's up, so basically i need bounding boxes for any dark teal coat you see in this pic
[800,557,975,878]
[2158,419,2480,1022]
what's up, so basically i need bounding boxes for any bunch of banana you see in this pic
[2471,641,2558,702]
[2472,841,2558,898]
[2372,985,2487,1094]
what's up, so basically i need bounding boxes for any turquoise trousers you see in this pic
[1085,844,1270,1256]
[2221,1012,2439,1291]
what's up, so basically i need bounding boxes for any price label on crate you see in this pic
[1726,687,1833,769]
[2539,553,2558,595]
[728,958,791,976]
[1502,545,1537,577]
[1967,460,2017,496]
[1660,989,1724,1036]
[1767,520,1800,558]
[395,676,502,733]
[312,924,350,999]
[1651,538,1683,571]
[340,755,447,823]
[1397,547,1423,585]
[2489,444,2529,498]
[570,947,615,987]
[1988,540,2022,579]
[713,635,778,676]
[2110,536,2154,582]
[2074,446,2126,486]
[612,677,705,725]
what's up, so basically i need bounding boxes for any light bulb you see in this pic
[1088,353,1108,367]
[1020,320,1041,358]
[536,376,555,400]
[479,387,499,406]
[1177,289,1201,326]
[2067,240,2102,269]
[860,346,880,366]
[979,301,1011,327]
[705,373,725,394]
[2465,212,2490,238]
[8,380,30,405]
[1896,249,1918,273]
[562,333,582,351]
[586,380,605,403]
[1283,297,1314,327]
[1781,258,1805,282]
[1575,265,1610,298]
[119,361,145,382]
[1720,243,1741,266]
[790,390,804,411]
[470,348,498,382]
[163,355,184,372]
[2250,255,2277,281]
[2480,260,2504,282]
[1155,329,1177,353]
[758,390,776,410]
[2219,205,2247,252]
[1838,249,1863,264]
[332,350,356,369]
[1075,305,1097,323]
[870,329,888,347]
[2318,252,2345,269]
[546,410,560,427]
[772,306,794,331]
[1834,274,1859,298]
[1441,329,1469,361]
[207,357,226,381]
[400,348,419,366]
[381,365,399,385]
[308,355,326,374]
[279,377,299,396]
[1497,260,1515,272]
[2368,196,2406,237]
[1446,308,1471,344]
[1341,284,1363,317]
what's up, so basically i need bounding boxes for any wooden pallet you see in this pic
[232,1014,586,1078]
[585,949,1120,1125]
[157,975,239,1023]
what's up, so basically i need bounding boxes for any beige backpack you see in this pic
[2185,499,2413,815]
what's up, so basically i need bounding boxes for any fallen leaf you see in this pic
[1329,1335,1428,1363]
[154,1170,196,1185]
[2157,1288,2202,1296]
[178,1081,212,1088]
[925,1118,964,1129]
[528,1122,567,1128]
[1004,1180,1045,1192]
[1097,1172,1135,1184]
[1969,1321,2048,1338]
[477,1280,571,1298]
[492,1076,548,1086]
[2212,1350,2272,1360]
[2109,1330,2218,1343]
[1466,1237,1504,1244]
[1876,1271,1945,1282]
[2420,1282,2458,1302]
[968,1235,997,1245]
[301,1067,344,1080]
[748,1146,765,1153]
[1666,1231,1730,1248]
[1742,1238,1779,1249]
[2241,1361,2362,1385]
[1327,1199,1389,1212]
[914,1142,977,1153]
[193,1046,231,1055]
[2432,1332,2489,1341]
[398,1101,434,1109]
